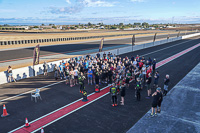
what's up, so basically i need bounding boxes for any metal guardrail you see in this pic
[0,33,136,45]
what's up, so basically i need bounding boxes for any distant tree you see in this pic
[110,26,117,29]
[33,26,39,28]
[88,22,92,26]
[41,24,45,26]
[52,25,56,29]
[70,27,75,29]
[3,24,10,27]
[119,23,124,26]
[134,23,141,26]
[142,22,149,28]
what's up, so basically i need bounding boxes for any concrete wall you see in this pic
[0,33,199,85]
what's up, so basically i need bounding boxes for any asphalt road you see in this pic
[0,32,194,62]
[0,35,200,133]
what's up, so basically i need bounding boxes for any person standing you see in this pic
[95,68,100,85]
[59,62,64,79]
[108,67,113,85]
[69,68,75,87]
[152,58,156,73]
[150,87,162,117]
[110,83,118,107]
[163,74,170,96]
[120,83,126,105]
[43,61,48,76]
[96,52,100,59]
[7,66,16,82]
[79,72,85,93]
[153,71,159,88]
[135,78,141,101]
[146,73,152,99]
[74,67,79,85]
[87,68,93,85]
[54,64,59,80]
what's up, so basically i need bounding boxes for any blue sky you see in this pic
[0,0,199,25]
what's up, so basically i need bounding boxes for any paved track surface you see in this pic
[127,62,200,133]
[0,32,193,62]
[0,35,200,133]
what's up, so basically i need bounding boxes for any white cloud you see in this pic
[130,0,145,2]
[66,0,71,4]
[82,0,115,7]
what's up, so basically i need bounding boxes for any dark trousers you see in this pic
[80,82,84,92]
[136,92,141,101]
[163,90,168,96]
[112,95,117,104]
[108,76,112,84]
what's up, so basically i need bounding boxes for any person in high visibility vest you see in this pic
[79,72,86,93]
[110,83,118,106]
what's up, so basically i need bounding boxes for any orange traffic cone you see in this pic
[41,127,44,133]
[25,118,31,128]
[1,104,9,117]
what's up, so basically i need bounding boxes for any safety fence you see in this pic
[0,33,135,45]
[0,32,200,85]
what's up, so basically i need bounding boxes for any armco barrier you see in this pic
[0,33,199,85]
[182,32,200,39]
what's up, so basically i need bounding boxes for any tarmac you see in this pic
[0,35,200,133]
[0,32,194,71]
[127,62,200,133]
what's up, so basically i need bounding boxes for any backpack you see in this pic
[111,87,117,96]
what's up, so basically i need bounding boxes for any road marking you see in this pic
[0,33,188,63]
[141,39,198,56]
[9,42,200,133]
[0,80,65,102]
[1,40,199,102]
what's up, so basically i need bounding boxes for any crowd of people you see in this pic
[52,51,170,116]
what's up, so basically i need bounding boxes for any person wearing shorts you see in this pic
[7,66,16,82]
[150,87,161,117]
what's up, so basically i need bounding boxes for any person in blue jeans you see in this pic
[59,62,64,79]
[87,68,93,85]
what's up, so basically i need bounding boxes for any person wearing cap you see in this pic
[120,83,126,105]
[110,83,118,106]
[150,87,162,117]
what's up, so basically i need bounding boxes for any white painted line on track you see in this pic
[0,80,65,102]
[8,85,111,133]
[141,39,198,56]
[1,37,199,103]
[8,41,200,132]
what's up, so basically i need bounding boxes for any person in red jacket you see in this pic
[138,60,143,70]
[146,66,152,78]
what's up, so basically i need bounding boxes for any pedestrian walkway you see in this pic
[127,62,200,133]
